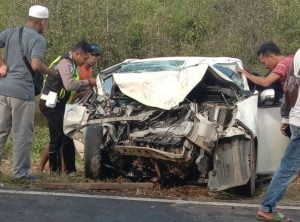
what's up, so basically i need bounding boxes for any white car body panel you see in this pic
[256,107,289,174]
[64,104,88,141]
[236,95,258,136]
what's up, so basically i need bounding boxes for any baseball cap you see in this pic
[29,5,49,19]
[89,43,102,56]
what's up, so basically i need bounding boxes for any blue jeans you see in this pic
[260,124,300,212]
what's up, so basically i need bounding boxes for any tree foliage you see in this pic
[0,0,299,72]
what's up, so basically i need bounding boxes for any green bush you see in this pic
[0,0,298,71]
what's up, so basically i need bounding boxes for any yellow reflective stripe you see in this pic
[59,88,65,99]
[49,56,62,68]
[67,91,77,104]
[74,65,79,80]
[45,57,80,103]
[42,56,62,89]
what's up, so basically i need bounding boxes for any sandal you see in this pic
[257,212,293,222]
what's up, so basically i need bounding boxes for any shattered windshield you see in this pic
[118,60,185,73]
[213,64,244,88]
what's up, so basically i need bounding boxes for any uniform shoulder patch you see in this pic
[68,64,74,73]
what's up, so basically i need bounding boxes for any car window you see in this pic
[118,60,185,73]
[103,76,113,95]
[213,63,244,88]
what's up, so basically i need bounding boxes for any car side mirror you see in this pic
[258,89,275,107]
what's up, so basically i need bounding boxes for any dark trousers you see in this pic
[39,100,76,173]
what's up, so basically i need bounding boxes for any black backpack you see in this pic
[284,62,300,108]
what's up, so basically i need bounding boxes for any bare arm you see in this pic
[31,58,56,77]
[0,30,8,76]
[236,68,281,88]
[0,54,8,76]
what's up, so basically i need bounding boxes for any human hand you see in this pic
[236,67,251,79]
[280,123,289,136]
[236,67,245,75]
[88,78,96,87]
[0,64,8,77]
[51,68,58,76]
[45,67,58,77]
[71,89,90,103]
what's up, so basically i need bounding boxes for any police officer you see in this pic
[39,40,96,175]
[38,43,102,172]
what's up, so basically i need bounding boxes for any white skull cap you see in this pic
[29,5,49,19]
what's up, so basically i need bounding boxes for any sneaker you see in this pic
[15,175,37,180]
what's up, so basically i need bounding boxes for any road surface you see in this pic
[0,189,299,222]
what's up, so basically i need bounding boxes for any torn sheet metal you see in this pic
[220,126,247,138]
[208,136,251,191]
[113,63,209,110]
[236,95,258,136]
[115,140,194,162]
[64,104,89,139]
[186,113,219,152]
[130,121,194,138]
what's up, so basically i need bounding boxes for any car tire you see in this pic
[236,139,256,196]
[84,124,103,180]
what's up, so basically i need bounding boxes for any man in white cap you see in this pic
[0,5,56,179]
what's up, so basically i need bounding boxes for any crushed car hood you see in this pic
[112,57,243,110]
[113,64,208,110]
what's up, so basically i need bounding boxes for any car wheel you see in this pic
[236,139,256,196]
[84,124,103,180]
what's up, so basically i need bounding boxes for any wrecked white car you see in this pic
[64,57,289,196]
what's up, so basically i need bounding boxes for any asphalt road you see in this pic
[0,190,299,222]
